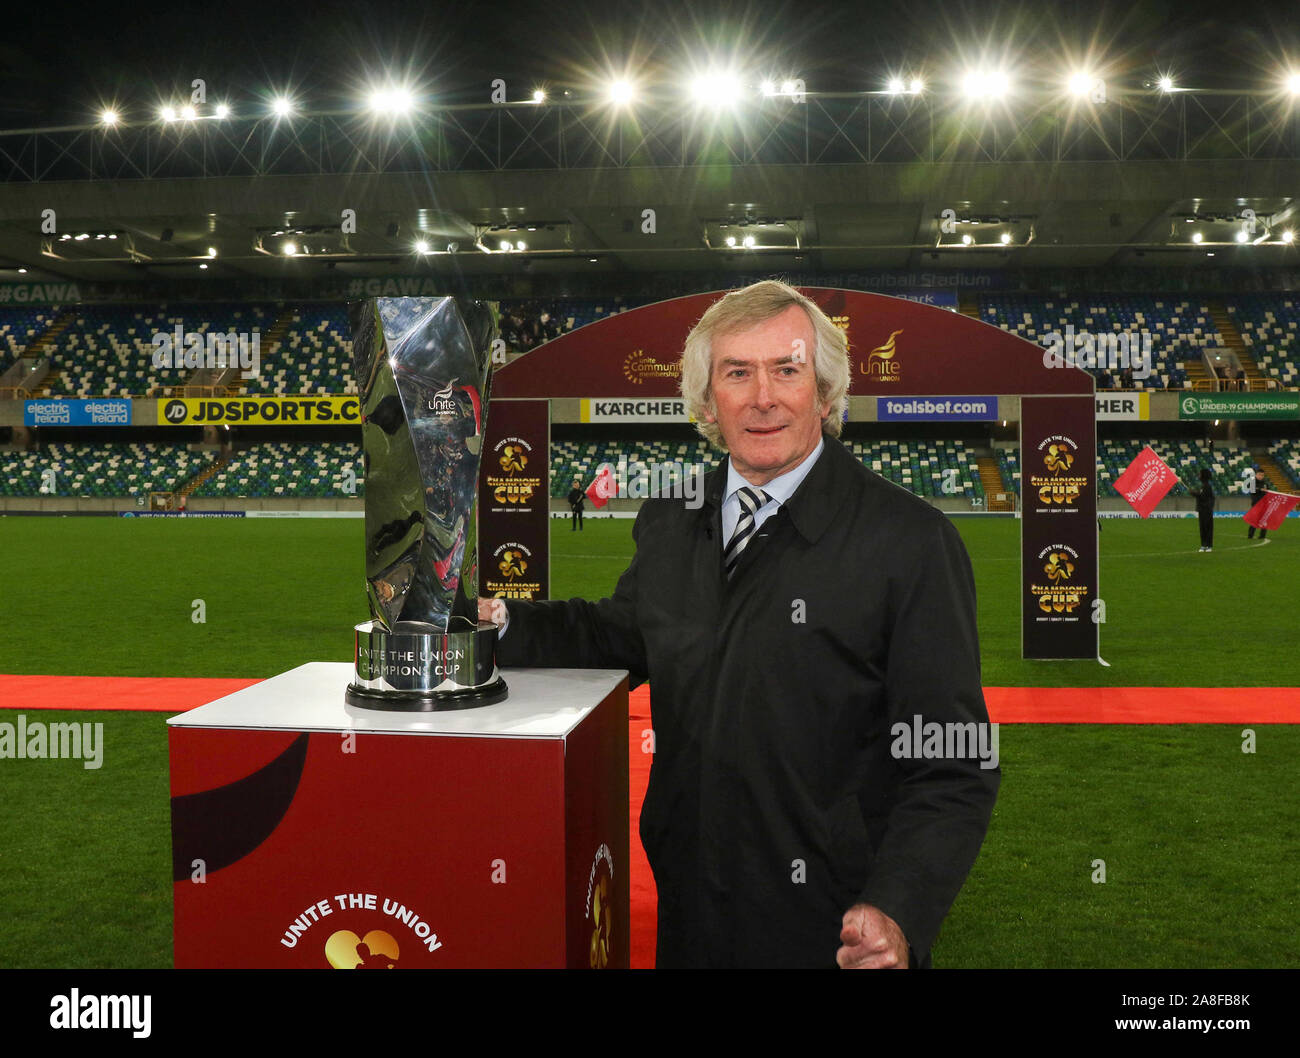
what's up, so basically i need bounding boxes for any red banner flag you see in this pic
[1112,445,1178,518]
[1245,490,1299,531]
[585,463,617,509]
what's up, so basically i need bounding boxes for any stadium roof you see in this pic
[5,0,1300,285]
[3,159,1299,283]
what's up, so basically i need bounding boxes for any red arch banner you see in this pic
[488,287,1097,662]
[493,288,1092,397]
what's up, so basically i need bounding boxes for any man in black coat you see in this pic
[1247,472,1269,541]
[567,477,585,531]
[480,280,999,968]
[1191,467,1215,551]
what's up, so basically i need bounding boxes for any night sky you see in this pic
[1,0,1296,127]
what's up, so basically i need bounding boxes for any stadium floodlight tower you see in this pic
[345,296,507,709]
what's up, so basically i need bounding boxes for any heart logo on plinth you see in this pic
[590,875,612,969]
[326,929,400,969]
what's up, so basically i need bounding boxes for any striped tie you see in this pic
[724,486,772,579]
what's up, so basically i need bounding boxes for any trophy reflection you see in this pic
[345,296,507,709]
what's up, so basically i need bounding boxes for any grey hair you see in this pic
[679,279,850,449]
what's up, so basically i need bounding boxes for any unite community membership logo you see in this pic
[622,349,681,384]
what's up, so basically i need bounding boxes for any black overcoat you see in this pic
[497,434,1000,967]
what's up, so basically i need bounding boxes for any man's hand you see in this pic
[477,597,507,628]
[836,904,909,969]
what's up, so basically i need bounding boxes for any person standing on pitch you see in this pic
[1191,467,1215,551]
[567,477,585,531]
[1247,472,1269,542]
[479,279,998,969]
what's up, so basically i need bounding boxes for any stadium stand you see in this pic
[45,303,277,397]
[0,306,62,370]
[1226,294,1300,388]
[499,296,650,353]
[978,293,1203,389]
[24,290,1294,400]
[0,442,213,497]
[1264,440,1300,489]
[997,448,1020,495]
[5,290,1295,512]
[6,435,1280,504]
[1098,440,1255,498]
[190,441,363,499]
[15,296,675,397]
[849,439,985,501]
[550,438,986,502]
[1000,439,1259,498]
[241,304,356,396]
[549,438,724,497]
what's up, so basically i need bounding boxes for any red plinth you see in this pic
[168,663,629,969]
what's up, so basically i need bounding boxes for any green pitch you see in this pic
[0,515,1296,967]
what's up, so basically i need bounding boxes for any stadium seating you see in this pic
[848,439,984,500]
[551,438,985,501]
[0,439,359,500]
[499,297,649,353]
[242,304,356,396]
[549,438,724,497]
[47,303,277,397]
[1099,440,1255,498]
[27,297,672,396]
[191,441,363,499]
[1225,294,1300,387]
[997,448,1019,494]
[979,294,1200,388]
[0,306,61,370]
[2,435,1281,504]
[1000,440,1256,498]
[0,442,213,497]
[26,291,1287,399]
[1265,440,1300,489]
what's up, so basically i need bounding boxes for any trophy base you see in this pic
[347,620,508,711]
[344,675,509,712]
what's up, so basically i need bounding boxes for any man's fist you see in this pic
[836,904,909,969]
[478,597,507,628]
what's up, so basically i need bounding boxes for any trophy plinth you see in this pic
[347,295,507,710]
[346,619,507,711]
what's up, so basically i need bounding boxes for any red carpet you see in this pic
[0,674,262,712]
[3,674,1298,968]
[5,674,1296,723]
[983,685,1300,723]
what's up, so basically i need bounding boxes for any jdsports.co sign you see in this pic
[158,396,360,425]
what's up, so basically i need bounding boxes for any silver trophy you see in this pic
[346,296,508,709]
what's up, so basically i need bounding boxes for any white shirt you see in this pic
[721,436,825,544]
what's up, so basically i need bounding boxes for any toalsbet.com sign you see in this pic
[877,396,998,421]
